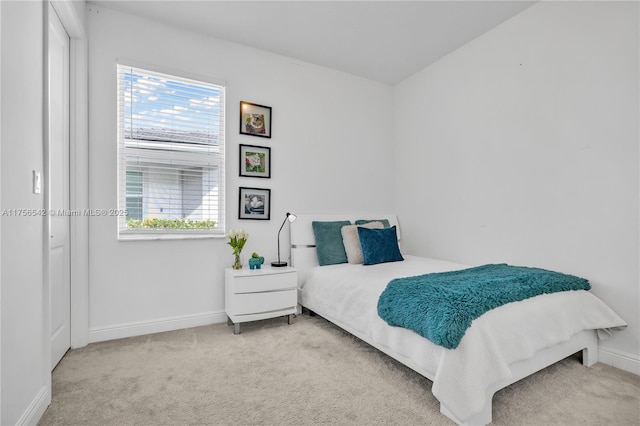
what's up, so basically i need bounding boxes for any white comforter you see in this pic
[300,255,627,422]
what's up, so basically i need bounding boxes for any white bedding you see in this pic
[300,255,627,422]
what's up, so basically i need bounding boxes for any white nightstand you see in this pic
[225,266,298,334]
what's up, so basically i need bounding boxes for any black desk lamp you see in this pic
[271,212,297,267]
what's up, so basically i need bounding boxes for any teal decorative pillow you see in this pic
[341,221,384,264]
[355,219,391,228]
[312,220,352,266]
[357,226,404,266]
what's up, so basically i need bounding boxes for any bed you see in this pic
[290,214,627,426]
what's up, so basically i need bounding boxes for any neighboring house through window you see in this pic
[125,170,143,220]
[117,63,225,238]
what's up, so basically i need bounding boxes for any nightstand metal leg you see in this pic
[233,323,241,335]
[287,314,294,325]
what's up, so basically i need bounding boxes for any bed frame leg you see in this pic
[582,344,598,367]
[579,330,598,367]
[440,397,493,426]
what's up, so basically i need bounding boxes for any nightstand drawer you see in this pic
[232,271,296,294]
[232,289,297,315]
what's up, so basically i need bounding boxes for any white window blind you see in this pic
[117,64,225,239]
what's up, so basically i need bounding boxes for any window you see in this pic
[117,64,225,239]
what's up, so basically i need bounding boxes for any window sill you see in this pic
[118,231,226,242]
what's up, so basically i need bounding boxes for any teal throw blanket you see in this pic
[377,264,590,349]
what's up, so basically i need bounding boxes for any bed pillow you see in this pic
[341,221,384,264]
[312,220,352,266]
[357,226,404,266]
[355,219,391,228]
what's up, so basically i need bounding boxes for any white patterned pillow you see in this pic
[340,221,384,264]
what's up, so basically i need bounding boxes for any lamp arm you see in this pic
[277,215,289,236]
[272,212,296,267]
[276,214,289,263]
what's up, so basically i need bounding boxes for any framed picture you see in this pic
[239,144,271,178]
[239,187,271,220]
[240,101,272,138]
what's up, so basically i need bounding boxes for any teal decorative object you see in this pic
[312,220,351,266]
[357,226,404,265]
[355,219,391,228]
[249,253,265,270]
[378,264,590,349]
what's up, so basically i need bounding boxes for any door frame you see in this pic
[45,1,89,364]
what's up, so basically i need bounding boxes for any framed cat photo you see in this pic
[240,101,272,138]
[239,187,271,220]
[240,144,271,178]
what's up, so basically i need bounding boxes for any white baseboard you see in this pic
[598,348,640,376]
[16,385,50,426]
[88,311,228,343]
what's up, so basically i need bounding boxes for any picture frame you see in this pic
[239,187,271,220]
[240,101,272,138]
[239,144,271,178]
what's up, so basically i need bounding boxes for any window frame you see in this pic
[116,60,226,241]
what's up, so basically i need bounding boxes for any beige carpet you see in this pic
[39,314,639,426]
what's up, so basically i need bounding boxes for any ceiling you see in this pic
[89,1,536,85]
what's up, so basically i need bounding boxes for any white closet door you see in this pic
[48,3,71,370]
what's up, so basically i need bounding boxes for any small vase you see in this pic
[232,253,243,270]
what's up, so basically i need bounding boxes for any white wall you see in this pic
[86,5,395,340]
[395,1,639,371]
[1,1,50,424]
